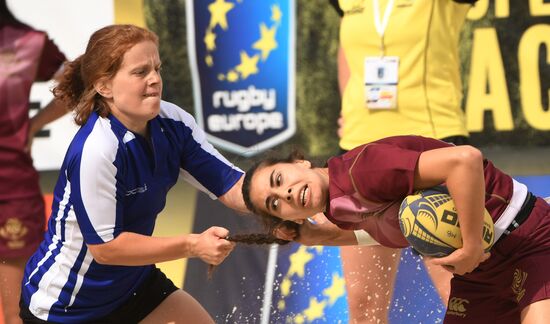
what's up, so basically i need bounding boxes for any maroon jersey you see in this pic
[325,135,515,248]
[0,23,66,200]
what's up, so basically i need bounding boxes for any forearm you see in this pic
[416,146,486,250]
[88,232,197,266]
[446,151,486,250]
[298,221,358,246]
[29,98,69,135]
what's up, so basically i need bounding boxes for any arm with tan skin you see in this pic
[336,45,349,138]
[414,145,490,275]
[87,226,234,266]
[26,98,69,152]
[26,69,70,152]
[274,213,358,246]
[218,175,249,214]
[86,177,246,266]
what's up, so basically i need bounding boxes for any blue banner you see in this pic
[186,0,296,156]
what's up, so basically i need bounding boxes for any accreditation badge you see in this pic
[364,56,398,109]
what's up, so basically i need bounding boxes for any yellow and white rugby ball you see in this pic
[398,186,495,257]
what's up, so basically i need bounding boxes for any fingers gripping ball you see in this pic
[398,186,495,257]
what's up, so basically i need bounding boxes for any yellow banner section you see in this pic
[113,0,145,27]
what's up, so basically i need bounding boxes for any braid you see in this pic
[226,221,301,245]
[227,233,291,245]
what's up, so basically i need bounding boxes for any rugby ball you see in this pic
[398,186,495,257]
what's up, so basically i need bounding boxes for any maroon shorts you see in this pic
[444,198,550,323]
[0,195,45,259]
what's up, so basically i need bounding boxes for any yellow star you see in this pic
[217,73,225,81]
[280,277,292,296]
[277,299,286,311]
[293,314,305,324]
[303,297,327,322]
[226,70,239,82]
[287,246,314,278]
[208,0,234,30]
[323,273,346,305]
[313,246,323,253]
[235,51,259,79]
[204,29,217,51]
[253,23,278,61]
[271,4,282,23]
[205,55,213,67]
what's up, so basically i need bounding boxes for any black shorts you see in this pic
[20,267,178,323]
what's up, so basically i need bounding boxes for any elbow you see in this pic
[456,145,483,168]
[88,243,116,265]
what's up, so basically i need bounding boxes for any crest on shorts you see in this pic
[0,217,28,249]
[186,0,296,156]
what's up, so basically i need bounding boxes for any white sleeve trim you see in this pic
[354,230,379,246]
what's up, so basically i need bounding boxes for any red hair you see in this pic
[53,24,158,125]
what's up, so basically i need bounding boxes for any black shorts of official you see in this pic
[20,267,178,324]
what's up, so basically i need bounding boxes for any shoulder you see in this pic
[67,115,122,168]
[158,100,196,125]
[374,135,453,151]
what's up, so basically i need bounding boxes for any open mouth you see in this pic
[300,184,309,206]
[143,93,159,97]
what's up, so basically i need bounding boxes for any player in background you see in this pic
[0,1,68,323]
[19,24,247,323]
[241,135,550,323]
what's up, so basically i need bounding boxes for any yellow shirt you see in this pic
[339,0,470,150]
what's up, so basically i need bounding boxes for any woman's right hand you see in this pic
[190,226,235,265]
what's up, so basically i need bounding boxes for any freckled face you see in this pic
[102,40,162,134]
[249,161,329,222]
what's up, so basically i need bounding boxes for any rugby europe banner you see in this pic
[186,0,296,156]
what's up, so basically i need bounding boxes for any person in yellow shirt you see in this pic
[330,0,477,322]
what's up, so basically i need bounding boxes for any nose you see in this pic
[285,188,292,201]
[148,70,161,84]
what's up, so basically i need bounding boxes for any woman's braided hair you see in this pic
[207,150,306,278]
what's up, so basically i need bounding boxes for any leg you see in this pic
[139,289,214,324]
[521,299,550,324]
[340,245,400,324]
[0,257,26,324]
[423,260,452,306]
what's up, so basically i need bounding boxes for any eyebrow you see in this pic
[269,169,275,187]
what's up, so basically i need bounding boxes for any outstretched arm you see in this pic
[87,226,234,266]
[274,213,359,246]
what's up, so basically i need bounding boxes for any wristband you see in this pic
[354,230,379,246]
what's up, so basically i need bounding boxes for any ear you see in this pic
[294,159,312,169]
[94,79,113,99]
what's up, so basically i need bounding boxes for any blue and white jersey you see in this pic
[21,101,243,322]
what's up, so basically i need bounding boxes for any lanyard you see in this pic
[373,0,395,55]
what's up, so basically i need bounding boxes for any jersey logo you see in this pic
[125,184,148,196]
[511,268,528,302]
[447,297,469,318]
[187,0,296,156]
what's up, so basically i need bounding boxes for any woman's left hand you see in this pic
[429,244,490,275]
